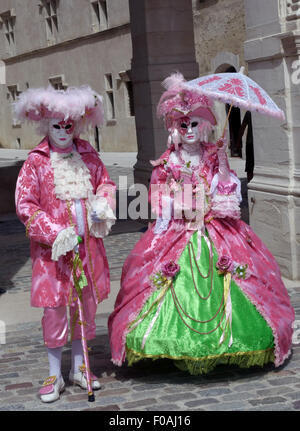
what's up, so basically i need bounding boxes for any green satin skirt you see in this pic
[126,231,274,375]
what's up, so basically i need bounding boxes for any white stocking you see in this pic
[47,347,62,378]
[71,339,84,374]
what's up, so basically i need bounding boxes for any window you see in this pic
[0,60,6,85]
[7,84,20,101]
[42,0,59,44]
[0,10,16,55]
[49,75,67,90]
[104,73,115,121]
[91,0,108,31]
[125,81,135,117]
[119,70,135,117]
[7,85,21,126]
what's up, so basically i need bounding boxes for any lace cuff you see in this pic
[87,195,116,238]
[51,226,78,261]
[210,173,242,220]
[211,193,241,219]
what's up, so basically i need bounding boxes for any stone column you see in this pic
[129,0,199,187]
[244,0,300,280]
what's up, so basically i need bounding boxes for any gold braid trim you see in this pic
[125,345,275,373]
[25,210,41,237]
[66,200,75,227]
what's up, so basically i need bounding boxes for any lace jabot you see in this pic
[50,150,93,201]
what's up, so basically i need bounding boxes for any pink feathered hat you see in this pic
[157,72,217,130]
[13,85,104,136]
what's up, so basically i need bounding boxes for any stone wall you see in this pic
[0,0,137,152]
[192,0,246,74]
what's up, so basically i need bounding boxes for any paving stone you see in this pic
[220,391,256,402]
[185,398,219,408]
[256,386,296,397]
[0,404,26,411]
[5,382,33,390]
[0,373,19,379]
[122,398,157,409]
[159,392,197,403]
[97,388,130,397]
[267,377,300,386]
[0,357,22,364]
[145,404,181,411]
[83,404,120,411]
[293,400,300,410]
[232,382,268,392]
[284,391,300,401]
[248,396,287,406]
[132,383,166,392]
[197,387,232,397]
[203,400,248,411]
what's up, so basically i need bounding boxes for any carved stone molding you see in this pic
[279,29,300,56]
[286,0,300,21]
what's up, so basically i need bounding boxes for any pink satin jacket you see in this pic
[15,137,116,308]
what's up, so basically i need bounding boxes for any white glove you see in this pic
[87,194,116,238]
[91,209,102,223]
[51,226,78,261]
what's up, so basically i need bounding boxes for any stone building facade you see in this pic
[0,0,136,152]
[244,0,300,280]
[0,0,248,153]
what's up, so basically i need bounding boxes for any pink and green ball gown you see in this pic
[108,144,294,375]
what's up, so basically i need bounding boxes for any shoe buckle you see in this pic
[42,375,57,387]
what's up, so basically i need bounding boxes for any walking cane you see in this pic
[72,246,95,402]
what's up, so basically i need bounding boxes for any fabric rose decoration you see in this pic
[216,255,250,280]
[162,261,180,278]
[150,261,180,289]
[216,255,234,274]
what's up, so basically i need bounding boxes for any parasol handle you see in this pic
[221,67,244,139]
[221,103,233,139]
[218,104,233,183]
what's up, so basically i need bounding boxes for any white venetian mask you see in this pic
[48,118,75,149]
[178,115,212,145]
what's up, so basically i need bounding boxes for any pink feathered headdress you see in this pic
[157,72,217,130]
[13,85,104,137]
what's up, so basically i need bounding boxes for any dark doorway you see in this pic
[224,66,242,157]
[95,126,100,152]
[237,111,254,183]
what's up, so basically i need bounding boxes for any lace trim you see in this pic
[51,226,77,261]
[50,151,93,201]
[87,195,116,238]
[211,194,241,219]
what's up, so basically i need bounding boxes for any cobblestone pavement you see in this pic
[0,166,300,412]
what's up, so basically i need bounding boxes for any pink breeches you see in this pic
[42,286,97,348]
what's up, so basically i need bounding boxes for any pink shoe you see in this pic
[39,375,65,403]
